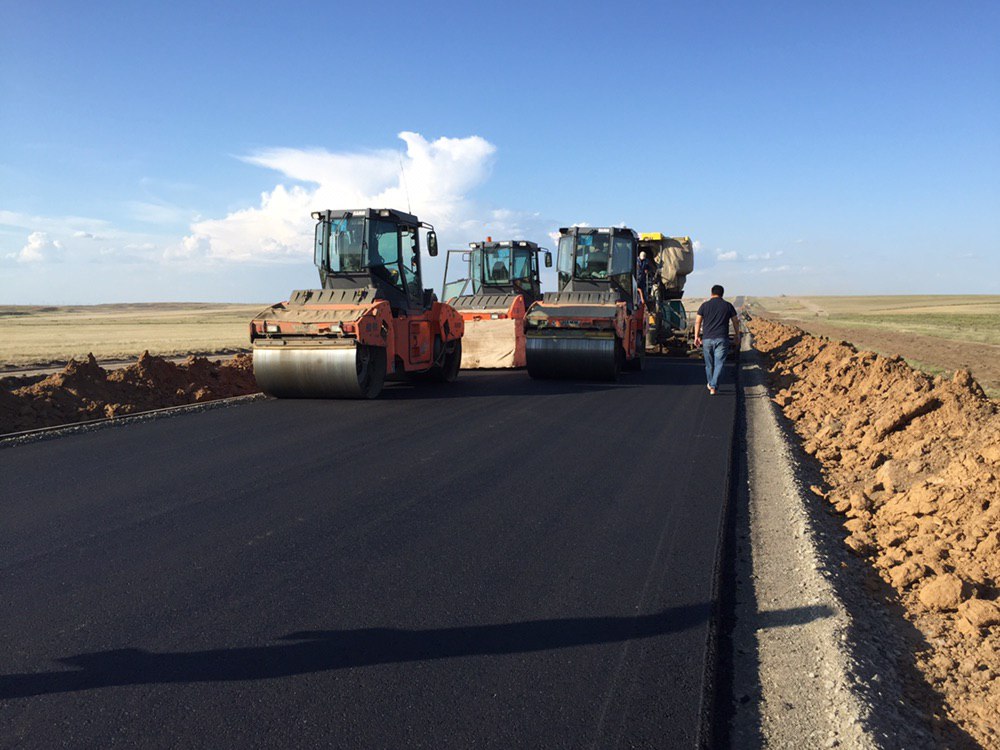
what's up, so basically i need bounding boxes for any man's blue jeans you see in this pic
[703,337,729,390]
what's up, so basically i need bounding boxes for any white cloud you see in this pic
[0,211,169,266]
[12,231,63,263]
[717,250,738,262]
[181,131,501,263]
[692,239,703,252]
[746,251,784,261]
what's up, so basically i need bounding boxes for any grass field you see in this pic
[0,303,266,368]
[749,295,1000,397]
[750,295,1000,346]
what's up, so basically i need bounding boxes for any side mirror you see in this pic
[427,231,439,257]
[544,251,553,268]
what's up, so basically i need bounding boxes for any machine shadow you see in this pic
[1,603,832,700]
[381,356,709,400]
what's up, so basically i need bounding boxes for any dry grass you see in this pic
[750,295,1000,345]
[749,295,1000,399]
[0,303,266,368]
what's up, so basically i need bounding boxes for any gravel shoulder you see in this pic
[728,337,975,748]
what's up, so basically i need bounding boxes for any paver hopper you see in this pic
[638,233,695,352]
[250,208,464,399]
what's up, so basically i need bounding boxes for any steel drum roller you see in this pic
[253,343,386,399]
[525,335,619,381]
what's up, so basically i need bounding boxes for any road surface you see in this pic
[1,357,737,748]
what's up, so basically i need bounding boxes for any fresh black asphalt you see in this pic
[1,357,737,748]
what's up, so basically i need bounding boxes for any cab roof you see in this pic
[310,208,422,225]
[558,226,637,238]
[468,240,540,251]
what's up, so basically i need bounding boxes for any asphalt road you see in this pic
[1,356,737,748]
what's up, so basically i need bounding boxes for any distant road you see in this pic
[1,359,736,748]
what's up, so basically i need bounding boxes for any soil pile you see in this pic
[0,353,258,433]
[751,317,1000,745]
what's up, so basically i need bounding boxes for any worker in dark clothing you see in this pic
[694,284,739,395]
[636,251,653,300]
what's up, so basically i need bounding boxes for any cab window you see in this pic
[400,226,422,302]
[575,234,610,279]
[557,235,574,287]
[511,248,531,280]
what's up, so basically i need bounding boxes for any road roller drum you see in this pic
[525,334,620,381]
[253,342,386,399]
[522,225,647,380]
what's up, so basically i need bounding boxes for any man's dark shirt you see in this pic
[697,297,738,339]
[636,259,652,287]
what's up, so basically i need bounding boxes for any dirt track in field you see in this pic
[751,317,1000,747]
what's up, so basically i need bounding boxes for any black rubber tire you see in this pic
[356,344,388,398]
[416,339,462,383]
[436,339,462,382]
[624,332,645,372]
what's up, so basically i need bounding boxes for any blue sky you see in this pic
[1,1,998,303]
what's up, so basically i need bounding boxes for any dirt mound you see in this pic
[751,317,1000,745]
[0,353,259,434]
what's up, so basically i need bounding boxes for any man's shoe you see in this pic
[709,387,717,395]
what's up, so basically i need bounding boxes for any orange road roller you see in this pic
[441,239,552,368]
[524,226,647,380]
[250,208,464,399]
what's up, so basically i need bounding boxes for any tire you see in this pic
[436,339,462,382]
[418,338,462,383]
[356,344,388,398]
[612,336,624,380]
[624,332,645,372]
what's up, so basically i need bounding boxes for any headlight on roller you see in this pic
[264,322,280,333]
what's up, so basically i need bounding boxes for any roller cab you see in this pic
[442,240,552,368]
[524,226,646,380]
[251,208,464,399]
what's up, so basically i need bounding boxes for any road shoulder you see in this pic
[729,337,879,748]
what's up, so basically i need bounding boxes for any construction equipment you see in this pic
[523,226,646,380]
[638,233,695,352]
[442,239,552,368]
[250,208,464,399]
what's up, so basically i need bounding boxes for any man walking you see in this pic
[694,284,739,395]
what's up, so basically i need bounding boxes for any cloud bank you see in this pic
[176,132,503,262]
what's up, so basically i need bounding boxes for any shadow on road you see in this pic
[379,357,711,400]
[1,602,831,700]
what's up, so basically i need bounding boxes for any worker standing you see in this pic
[693,284,739,395]
[636,251,653,300]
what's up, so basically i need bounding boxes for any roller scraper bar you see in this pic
[253,344,387,399]
[525,335,618,381]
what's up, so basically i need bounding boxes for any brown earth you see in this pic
[0,352,259,434]
[750,317,1000,747]
[762,317,1000,398]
